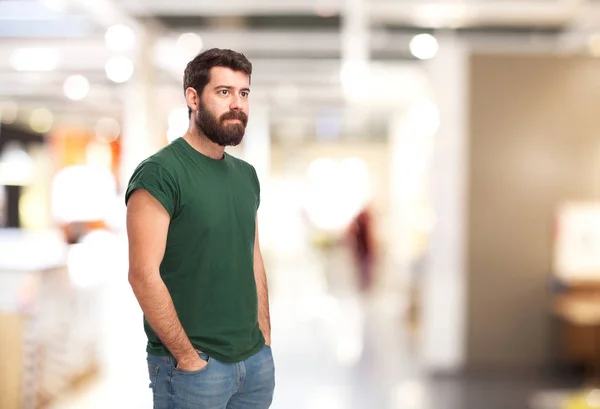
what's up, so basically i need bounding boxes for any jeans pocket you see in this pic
[148,363,159,389]
[172,351,211,375]
[174,363,210,375]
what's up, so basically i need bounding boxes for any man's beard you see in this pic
[194,104,248,147]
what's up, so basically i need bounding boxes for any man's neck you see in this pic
[183,126,225,160]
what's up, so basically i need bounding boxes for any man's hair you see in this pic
[183,48,252,117]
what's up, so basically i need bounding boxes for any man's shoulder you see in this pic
[150,140,181,165]
[124,142,183,210]
[226,152,257,174]
[136,142,182,174]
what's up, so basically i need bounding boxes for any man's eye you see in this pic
[220,90,228,95]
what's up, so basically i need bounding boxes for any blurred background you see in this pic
[3,0,600,408]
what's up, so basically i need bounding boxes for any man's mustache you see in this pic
[220,111,248,124]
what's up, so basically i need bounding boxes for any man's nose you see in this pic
[229,94,243,110]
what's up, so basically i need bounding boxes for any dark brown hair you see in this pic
[183,48,252,117]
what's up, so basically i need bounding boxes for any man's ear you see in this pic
[185,87,199,113]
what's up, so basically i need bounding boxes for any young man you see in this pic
[125,48,274,409]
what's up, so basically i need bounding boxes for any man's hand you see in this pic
[176,353,208,371]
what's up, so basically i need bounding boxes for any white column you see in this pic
[386,78,439,346]
[341,0,369,63]
[241,106,272,250]
[119,25,164,190]
[242,105,271,185]
[340,0,370,103]
[388,109,432,264]
[419,34,469,372]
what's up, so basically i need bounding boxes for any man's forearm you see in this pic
[255,264,271,344]
[129,270,196,362]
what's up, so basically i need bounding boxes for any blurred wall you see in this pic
[466,53,600,370]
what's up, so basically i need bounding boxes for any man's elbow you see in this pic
[128,267,154,289]
[128,269,141,291]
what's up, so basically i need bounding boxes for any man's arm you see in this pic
[254,216,271,346]
[126,188,205,371]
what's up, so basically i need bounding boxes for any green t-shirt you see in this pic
[125,137,264,363]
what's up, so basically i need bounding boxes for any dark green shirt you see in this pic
[125,137,264,363]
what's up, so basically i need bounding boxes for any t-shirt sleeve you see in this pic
[125,161,178,217]
[250,165,261,210]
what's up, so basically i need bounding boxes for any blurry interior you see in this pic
[3,1,600,408]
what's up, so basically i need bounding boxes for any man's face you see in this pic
[194,66,250,147]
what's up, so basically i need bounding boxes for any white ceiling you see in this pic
[1,0,599,139]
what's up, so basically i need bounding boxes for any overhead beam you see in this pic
[370,1,580,27]
[117,0,339,16]
[0,27,564,77]
[120,0,579,28]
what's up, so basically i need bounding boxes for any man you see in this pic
[125,48,274,409]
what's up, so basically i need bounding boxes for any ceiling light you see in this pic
[105,24,135,52]
[176,33,203,57]
[29,108,54,133]
[105,56,134,83]
[10,48,59,72]
[95,117,121,143]
[63,75,90,101]
[409,34,439,60]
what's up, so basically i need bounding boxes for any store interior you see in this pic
[3,1,600,409]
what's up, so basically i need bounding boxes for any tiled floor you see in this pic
[47,243,582,409]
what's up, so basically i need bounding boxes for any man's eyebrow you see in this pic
[213,85,250,92]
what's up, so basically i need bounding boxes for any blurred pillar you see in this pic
[340,0,370,103]
[419,33,469,373]
[341,0,369,63]
[388,106,432,273]
[242,105,270,186]
[118,25,164,190]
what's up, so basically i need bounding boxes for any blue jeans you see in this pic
[147,345,275,409]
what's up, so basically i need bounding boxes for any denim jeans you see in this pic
[147,344,275,409]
